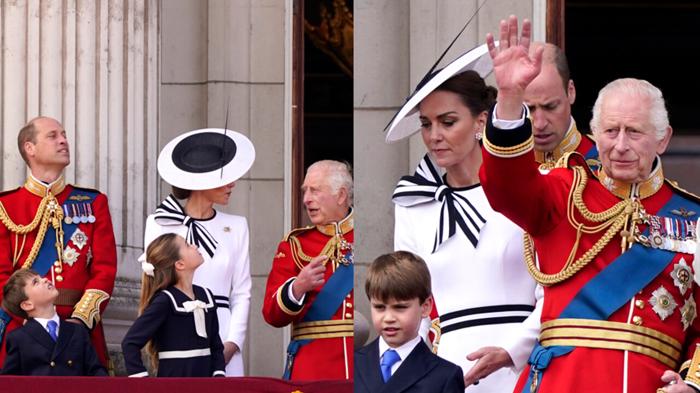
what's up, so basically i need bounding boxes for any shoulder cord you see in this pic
[524,166,640,286]
[0,194,64,269]
[289,234,347,272]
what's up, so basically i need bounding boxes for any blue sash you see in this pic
[0,308,10,347]
[583,144,600,172]
[32,188,97,277]
[283,253,354,380]
[521,193,699,392]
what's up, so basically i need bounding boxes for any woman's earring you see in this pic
[474,131,483,141]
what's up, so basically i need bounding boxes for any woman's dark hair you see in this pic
[171,186,192,200]
[434,70,497,116]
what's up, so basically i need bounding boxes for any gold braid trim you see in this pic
[288,233,350,271]
[72,289,110,329]
[524,166,638,286]
[0,194,64,268]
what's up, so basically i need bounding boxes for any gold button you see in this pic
[344,313,352,318]
[67,360,73,366]
[632,316,642,325]
[346,294,351,298]
[346,302,352,308]
[50,361,56,367]
[56,276,63,282]
[635,300,645,309]
[695,371,700,378]
[54,261,60,267]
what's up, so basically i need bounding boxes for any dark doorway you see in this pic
[565,0,700,135]
[292,0,353,227]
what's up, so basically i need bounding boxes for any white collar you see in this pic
[378,335,422,363]
[33,312,60,331]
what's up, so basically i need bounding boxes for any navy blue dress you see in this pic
[121,285,225,377]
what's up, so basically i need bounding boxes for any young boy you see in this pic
[355,251,464,392]
[0,269,107,376]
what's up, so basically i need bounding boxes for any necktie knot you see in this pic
[47,320,58,342]
[380,349,400,383]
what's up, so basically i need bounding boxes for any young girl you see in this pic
[121,233,225,377]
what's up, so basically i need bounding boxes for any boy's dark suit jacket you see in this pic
[354,338,465,393]
[0,318,107,376]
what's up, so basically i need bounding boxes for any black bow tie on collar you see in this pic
[392,154,486,253]
[153,194,218,258]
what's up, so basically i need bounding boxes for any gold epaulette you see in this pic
[71,289,110,329]
[282,225,314,242]
[666,179,700,206]
[555,151,591,171]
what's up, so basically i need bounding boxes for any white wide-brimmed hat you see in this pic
[384,42,497,143]
[157,128,255,190]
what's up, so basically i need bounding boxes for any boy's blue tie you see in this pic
[380,349,400,383]
[47,320,58,342]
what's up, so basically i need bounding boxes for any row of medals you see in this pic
[641,215,697,254]
[63,203,96,224]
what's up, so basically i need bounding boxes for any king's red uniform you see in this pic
[262,211,354,381]
[481,116,700,392]
[0,175,117,369]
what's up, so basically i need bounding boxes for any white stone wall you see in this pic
[353,0,534,344]
[159,0,288,377]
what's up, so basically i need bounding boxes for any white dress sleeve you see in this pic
[225,217,252,347]
[501,284,543,371]
[393,204,431,340]
[143,215,163,250]
[394,204,417,253]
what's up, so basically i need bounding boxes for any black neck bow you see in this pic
[153,194,219,258]
[392,154,486,252]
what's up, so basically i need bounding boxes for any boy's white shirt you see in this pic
[33,311,60,337]
[378,335,423,377]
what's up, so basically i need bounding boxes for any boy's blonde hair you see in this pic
[2,269,40,320]
[365,251,431,303]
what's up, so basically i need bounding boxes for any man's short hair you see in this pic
[2,269,39,320]
[365,251,431,304]
[307,160,354,206]
[532,42,570,92]
[17,118,41,164]
[590,78,669,141]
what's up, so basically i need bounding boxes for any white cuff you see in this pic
[213,370,226,377]
[287,279,306,305]
[492,104,528,130]
[128,371,148,378]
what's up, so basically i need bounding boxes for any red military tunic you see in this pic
[0,175,117,369]
[480,117,700,392]
[262,211,354,381]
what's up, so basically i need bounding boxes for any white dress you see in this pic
[393,157,540,392]
[144,210,251,377]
